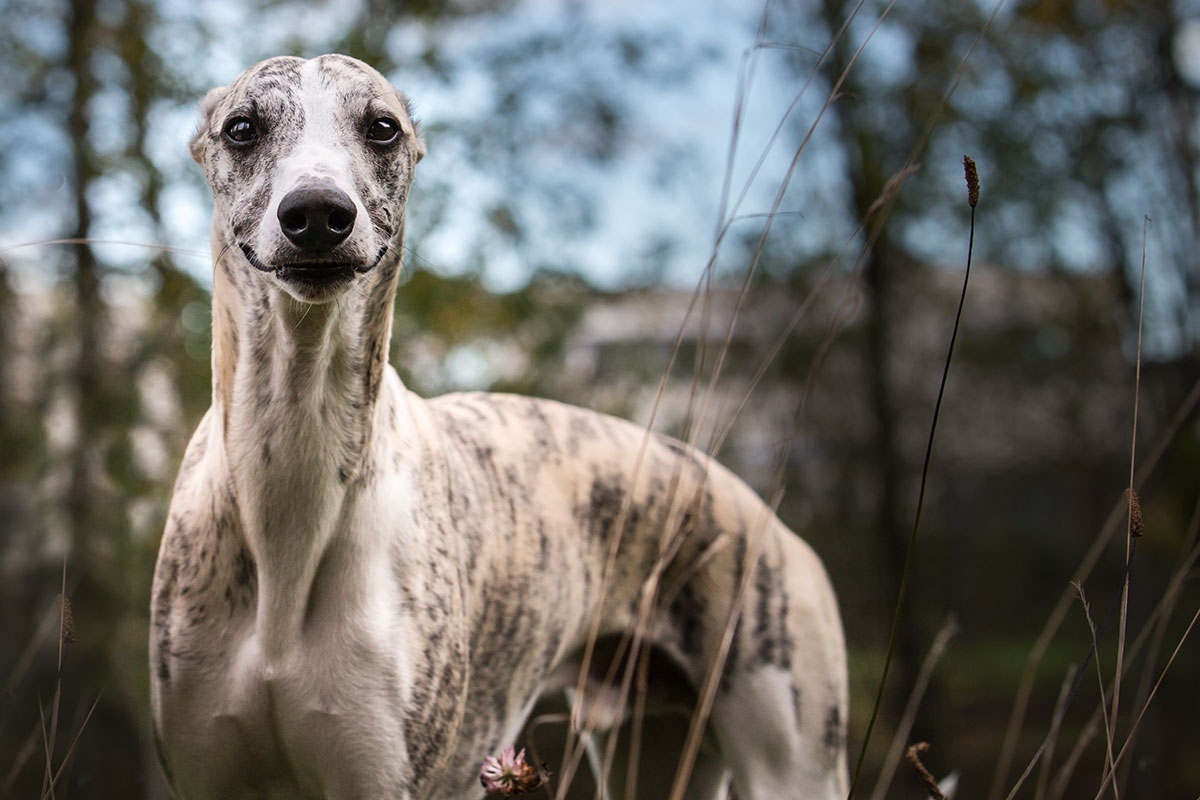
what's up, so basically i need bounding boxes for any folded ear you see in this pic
[413,121,427,164]
[189,86,229,163]
[399,96,427,164]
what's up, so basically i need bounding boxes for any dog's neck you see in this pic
[209,226,404,645]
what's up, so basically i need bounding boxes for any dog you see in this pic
[150,54,848,800]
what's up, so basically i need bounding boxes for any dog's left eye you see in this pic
[223,117,258,145]
[366,118,400,143]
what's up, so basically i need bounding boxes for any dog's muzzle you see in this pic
[238,179,390,295]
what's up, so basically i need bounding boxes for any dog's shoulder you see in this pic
[152,410,253,683]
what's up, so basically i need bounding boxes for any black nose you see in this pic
[277,184,357,251]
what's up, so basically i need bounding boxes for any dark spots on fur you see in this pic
[582,474,625,544]
[452,399,489,424]
[538,629,561,675]
[186,603,208,626]
[661,437,705,472]
[823,704,843,753]
[233,546,255,587]
[246,57,304,87]
[474,444,494,469]
[776,584,793,664]
[565,412,598,457]
[221,543,257,614]
[404,651,466,792]
[225,307,239,352]
[235,182,273,249]
[502,465,524,495]
[316,53,368,82]
[720,613,743,693]
[754,561,778,665]
[668,577,705,656]
[521,398,561,472]
[732,533,747,599]
[363,333,386,409]
[153,556,179,682]
[748,552,794,671]
[537,520,550,570]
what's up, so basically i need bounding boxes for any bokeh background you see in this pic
[2,0,1199,797]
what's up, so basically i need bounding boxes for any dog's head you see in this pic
[191,55,425,302]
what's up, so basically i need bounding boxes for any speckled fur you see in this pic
[150,55,848,800]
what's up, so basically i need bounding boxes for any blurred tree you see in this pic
[762,0,1200,795]
[2,0,1199,796]
[0,0,213,794]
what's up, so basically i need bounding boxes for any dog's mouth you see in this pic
[239,243,389,288]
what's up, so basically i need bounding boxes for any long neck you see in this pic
[209,226,403,645]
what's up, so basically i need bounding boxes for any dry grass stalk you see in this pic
[1072,582,1119,798]
[905,742,947,800]
[55,595,75,646]
[1107,216,1149,796]
[868,616,958,800]
[38,692,102,800]
[557,1,911,794]
[36,698,55,800]
[1034,664,1077,800]
[1093,603,1200,800]
[1034,520,1200,800]
[852,148,981,798]
[1117,494,1200,794]
[992,376,1200,800]
[0,238,206,260]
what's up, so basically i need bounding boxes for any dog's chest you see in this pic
[153,502,445,798]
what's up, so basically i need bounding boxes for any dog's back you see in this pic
[425,391,849,798]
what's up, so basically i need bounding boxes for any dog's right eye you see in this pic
[223,117,258,145]
[366,118,400,143]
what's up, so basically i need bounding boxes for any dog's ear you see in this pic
[413,122,427,164]
[403,96,427,164]
[189,86,229,163]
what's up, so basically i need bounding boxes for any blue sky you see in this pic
[2,0,1195,358]
[0,0,843,293]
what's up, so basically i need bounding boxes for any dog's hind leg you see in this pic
[705,530,849,800]
[707,667,844,800]
[659,519,847,800]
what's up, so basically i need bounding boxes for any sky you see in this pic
[0,0,837,294]
[1,0,1196,358]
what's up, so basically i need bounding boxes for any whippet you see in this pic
[150,54,848,800]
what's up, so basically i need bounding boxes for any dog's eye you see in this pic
[366,118,400,143]
[223,117,258,145]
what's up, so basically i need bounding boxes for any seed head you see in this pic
[1124,488,1143,538]
[963,155,979,208]
[57,593,76,645]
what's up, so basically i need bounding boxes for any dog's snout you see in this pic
[277,185,357,251]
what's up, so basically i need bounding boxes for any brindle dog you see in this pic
[150,54,848,800]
